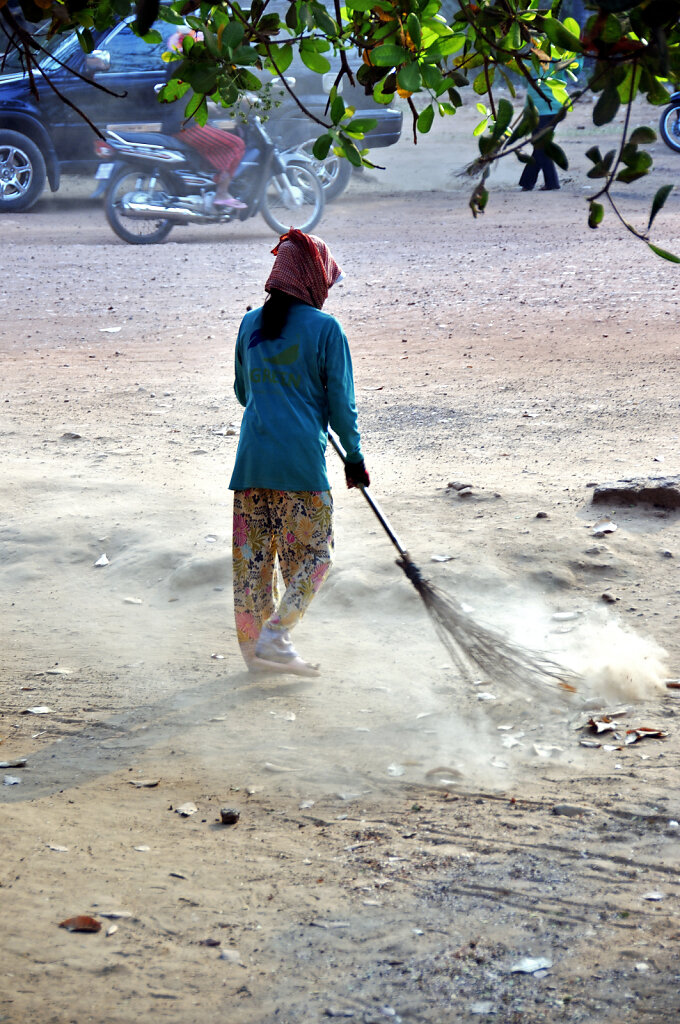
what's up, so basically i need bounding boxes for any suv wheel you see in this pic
[0,130,47,212]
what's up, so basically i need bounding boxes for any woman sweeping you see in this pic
[229,230,369,676]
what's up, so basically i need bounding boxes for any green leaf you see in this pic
[543,141,568,171]
[627,150,652,173]
[473,117,490,137]
[238,69,264,92]
[421,64,442,91]
[542,17,583,53]
[301,37,330,54]
[76,27,95,53]
[503,19,522,51]
[330,95,345,124]
[158,79,190,103]
[478,134,496,157]
[346,117,377,135]
[423,34,465,61]
[406,13,421,49]
[142,29,163,44]
[372,78,395,105]
[184,64,218,95]
[601,14,622,44]
[417,104,435,133]
[370,44,410,67]
[344,0,374,10]
[617,64,642,104]
[644,76,671,107]
[185,93,208,126]
[231,45,260,66]
[585,149,616,178]
[312,133,333,160]
[648,184,674,232]
[647,243,680,264]
[222,21,245,51]
[588,201,604,229]
[299,49,331,74]
[593,86,620,126]
[313,7,338,36]
[339,134,363,167]
[397,62,422,93]
[298,2,314,31]
[491,97,513,140]
[473,69,492,95]
[585,146,602,164]
[615,167,648,184]
[268,43,293,74]
[629,126,656,145]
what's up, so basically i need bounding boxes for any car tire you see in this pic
[0,130,47,212]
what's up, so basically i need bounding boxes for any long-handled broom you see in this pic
[330,434,580,695]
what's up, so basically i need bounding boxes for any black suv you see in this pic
[0,18,402,211]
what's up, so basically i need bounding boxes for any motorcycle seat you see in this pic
[106,130,194,152]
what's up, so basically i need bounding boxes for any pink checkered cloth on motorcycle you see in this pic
[179,124,245,176]
[265,229,342,310]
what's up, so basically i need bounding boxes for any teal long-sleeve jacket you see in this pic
[228,300,363,492]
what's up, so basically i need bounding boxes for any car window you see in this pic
[98,22,173,73]
[0,28,81,74]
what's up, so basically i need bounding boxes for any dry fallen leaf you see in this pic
[588,716,617,734]
[625,727,668,745]
[59,915,101,933]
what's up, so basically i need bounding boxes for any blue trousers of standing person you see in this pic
[519,115,560,191]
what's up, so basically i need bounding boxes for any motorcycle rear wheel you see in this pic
[659,104,680,153]
[105,166,174,244]
[260,160,324,235]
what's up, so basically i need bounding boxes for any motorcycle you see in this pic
[659,92,680,152]
[95,117,324,245]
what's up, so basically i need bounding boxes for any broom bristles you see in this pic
[398,558,581,694]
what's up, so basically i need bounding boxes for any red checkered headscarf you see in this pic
[265,229,342,310]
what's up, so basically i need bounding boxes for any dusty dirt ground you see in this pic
[2,97,680,1023]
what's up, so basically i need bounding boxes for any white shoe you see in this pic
[255,626,298,663]
[254,627,321,677]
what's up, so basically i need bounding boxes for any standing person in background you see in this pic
[229,230,369,677]
[519,59,580,193]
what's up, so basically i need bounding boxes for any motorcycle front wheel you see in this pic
[260,160,324,235]
[659,104,680,153]
[105,166,174,245]
[296,140,352,202]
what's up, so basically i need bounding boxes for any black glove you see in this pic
[345,459,370,489]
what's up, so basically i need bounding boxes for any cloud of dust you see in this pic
[566,619,668,702]
[458,586,669,704]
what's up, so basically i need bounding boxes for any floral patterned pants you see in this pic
[232,488,334,648]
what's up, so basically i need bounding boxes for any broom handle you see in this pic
[328,432,409,560]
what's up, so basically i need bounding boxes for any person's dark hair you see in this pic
[260,288,297,340]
